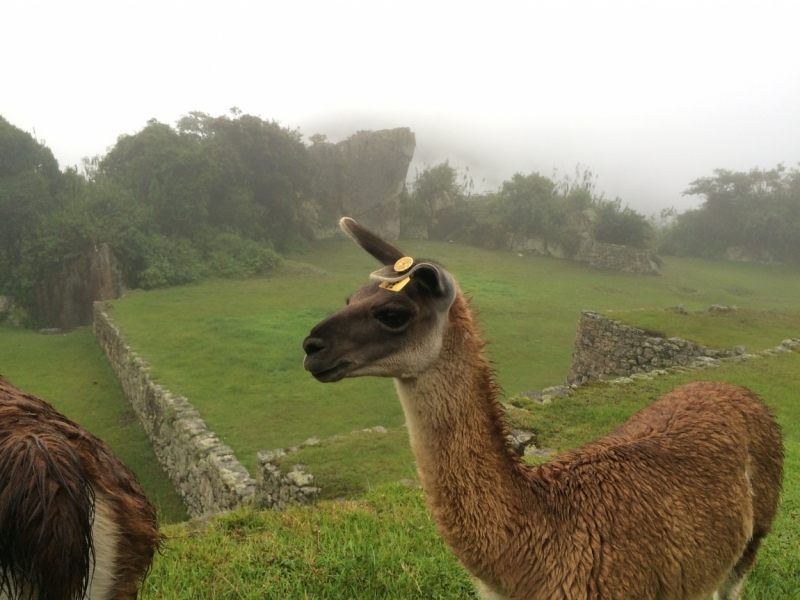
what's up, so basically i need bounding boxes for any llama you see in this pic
[302,217,784,600]
[0,375,161,600]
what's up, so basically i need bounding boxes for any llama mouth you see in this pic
[309,362,351,383]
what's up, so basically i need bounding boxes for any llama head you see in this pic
[302,218,457,382]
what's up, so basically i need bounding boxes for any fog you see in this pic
[4,0,799,216]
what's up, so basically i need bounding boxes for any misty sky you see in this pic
[4,0,799,216]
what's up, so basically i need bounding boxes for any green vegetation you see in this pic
[0,111,307,324]
[144,349,800,599]
[402,162,653,253]
[661,164,800,263]
[0,325,188,523]
[2,234,797,597]
[143,485,477,599]
[274,429,416,499]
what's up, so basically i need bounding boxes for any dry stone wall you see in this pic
[94,301,331,515]
[567,311,734,385]
[588,243,661,275]
[93,302,255,517]
[255,450,320,510]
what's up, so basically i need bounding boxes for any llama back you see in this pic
[0,376,160,600]
[523,381,782,599]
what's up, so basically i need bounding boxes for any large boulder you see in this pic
[32,243,125,329]
[309,128,415,240]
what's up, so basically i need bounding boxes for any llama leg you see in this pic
[713,572,746,600]
[713,530,766,600]
[475,579,512,600]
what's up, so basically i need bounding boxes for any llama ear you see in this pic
[339,217,405,266]
[410,263,457,308]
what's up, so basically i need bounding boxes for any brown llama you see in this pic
[301,218,784,600]
[0,375,161,600]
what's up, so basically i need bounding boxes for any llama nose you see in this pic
[303,337,326,356]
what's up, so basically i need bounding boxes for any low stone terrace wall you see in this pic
[94,301,329,515]
[567,310,733,385]
[94,302,256,517]
[588,243,661,275]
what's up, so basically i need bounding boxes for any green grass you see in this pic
[143,485,477,599]
[275,428,417,500]
[144,349,800,599]
[106,241,800,479]
[612,307,800,352]
[0,325,188,523]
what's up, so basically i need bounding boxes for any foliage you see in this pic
[138,234,203,289]
[592,197,653,248]
[172,111,316,248]
[660,164,800,263]
[401,161,473,239]
[0,116,62,296]
[403,163,652,257]
[199,232,282,279]
[0,112,314,317]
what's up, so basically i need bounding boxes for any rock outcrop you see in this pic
[309,128,416,240]
[33,243,125,328]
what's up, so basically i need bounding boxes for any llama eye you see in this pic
[375,309,412,329]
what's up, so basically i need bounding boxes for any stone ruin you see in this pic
[568,310,734,385]
[588,243,662,275]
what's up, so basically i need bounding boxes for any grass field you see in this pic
[106,240,800,478]
[0,325,188,523]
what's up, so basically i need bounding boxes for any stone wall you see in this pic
[589,243,661,275]
[94,302,255,516]
[567,311,732,385]
[94,301,327,515]
[255,451,319,510]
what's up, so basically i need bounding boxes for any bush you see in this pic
[202,233,281,278]
[139,235,202,289]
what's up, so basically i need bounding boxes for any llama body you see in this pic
[302,218,784,600]
[0,375,160,600]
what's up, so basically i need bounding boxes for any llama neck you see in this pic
[394,293,539,577]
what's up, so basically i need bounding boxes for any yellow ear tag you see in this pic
[379,277,411,292]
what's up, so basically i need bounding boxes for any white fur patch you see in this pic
[86,491,120,599]
[0,490,120,600]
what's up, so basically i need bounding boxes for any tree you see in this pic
[496,172,562,244]
[100,120,211,238]
[0,116,62,295]
[591,198,653,249]
[661,164,800,263]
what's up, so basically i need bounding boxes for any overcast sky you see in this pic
[4,0,799,216]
